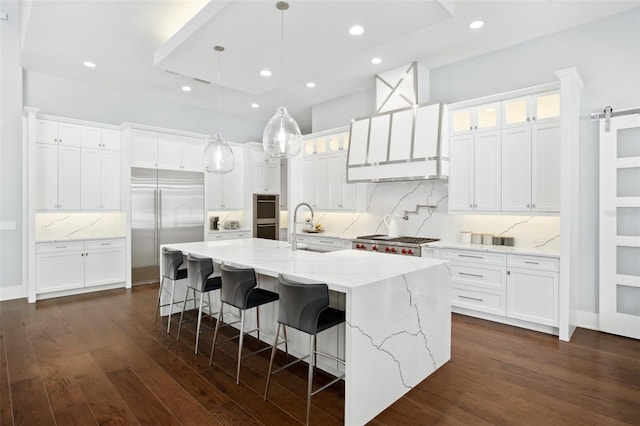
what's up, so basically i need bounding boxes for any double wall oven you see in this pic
[253,194,279,240]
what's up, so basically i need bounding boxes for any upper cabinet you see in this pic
[131,129,205,172]
[304,130,360,211]
[501,91,560,129]
[34,119,120,211]
[449,87,561,214]
[206,145,244,210]
[450,102,501,135]
[248,144,280,194]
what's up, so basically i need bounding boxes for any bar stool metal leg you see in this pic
[167,278,176,333]
[153,276,165,324]
[236,310,245,384]
[194,291,206,354]
[306,334,314,425]
[264,322,281,399]
[209,301,225,366]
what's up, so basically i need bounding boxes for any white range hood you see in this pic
[346,63,449,183]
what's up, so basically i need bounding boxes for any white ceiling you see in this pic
[21,0,638,131]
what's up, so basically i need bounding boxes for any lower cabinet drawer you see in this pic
[452,286,505,316]
[449,262,506,291]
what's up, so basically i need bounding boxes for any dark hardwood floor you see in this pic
[1,285,638,425]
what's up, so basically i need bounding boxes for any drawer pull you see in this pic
[101,243,111,246]
[56,246,67,248]
[459,254,483,259]
[459,272,484,278]
[319,240,334,244]
[525,261,539,264]
[459,295,484,302]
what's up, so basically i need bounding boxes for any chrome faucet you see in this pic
[291,202,314,251]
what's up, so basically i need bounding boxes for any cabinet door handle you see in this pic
[532,116,536,121]
[527,117,531,122]
[525,261,539,264]
[469,204,473,208]
[532,204,536,208]
[81,253,84,256]
[526,204,531,208]
[459,272,484,278]
[459,254,484,259]
[469,126,473,131]
[459,295,483,302]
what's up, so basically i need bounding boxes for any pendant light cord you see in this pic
[217,50,221,115]
[280,7,284,107]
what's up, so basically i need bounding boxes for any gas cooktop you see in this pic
[355,235,440,245]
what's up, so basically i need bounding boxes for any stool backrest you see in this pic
[278,275,329,335]
[162,248,184,280]
[187,255,214,291]
[220,265,257,309]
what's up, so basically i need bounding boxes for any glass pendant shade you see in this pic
[262,106,303,158]
[204,133,234,173]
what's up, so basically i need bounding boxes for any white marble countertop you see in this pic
[36,235,126,243]
[163,238,447,293]
[425,241,560,257]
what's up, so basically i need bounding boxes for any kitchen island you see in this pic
[163,238,451,425]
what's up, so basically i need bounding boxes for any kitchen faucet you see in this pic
[291,202,314,251]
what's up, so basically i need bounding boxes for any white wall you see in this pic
[24,71,265,142]
[309,8,640,316]
[0,0,24,295]
[311,88,374,133]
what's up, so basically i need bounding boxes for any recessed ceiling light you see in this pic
[251,103,260,108]
[371,57,382,65]
[181,85,192,92]
[83,61,96,68]
[306,82,316,88]
[469,20,484,29]
[260,69,272,77]
[349,25,364,35]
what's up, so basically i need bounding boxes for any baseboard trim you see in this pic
[575,310,599,331]
[0,284,27,301]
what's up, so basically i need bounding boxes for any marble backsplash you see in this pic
[311,181,561,250]
[35,212,127,241]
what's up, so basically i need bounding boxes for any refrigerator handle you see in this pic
[154,188,159,259]
[158,189,163,231]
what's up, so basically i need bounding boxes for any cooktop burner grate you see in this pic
[355,235,439,244]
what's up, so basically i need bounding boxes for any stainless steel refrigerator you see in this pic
[131,168,204,286]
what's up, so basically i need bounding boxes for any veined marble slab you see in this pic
[163,238,451,425]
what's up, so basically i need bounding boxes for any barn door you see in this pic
[599,109,640,339]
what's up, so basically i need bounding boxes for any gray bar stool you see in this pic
[154,247,188,333]
[209,264,282,384]
[176,254,222,354]
[264,275,345,426]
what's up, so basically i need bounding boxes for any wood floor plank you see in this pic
[104,367,180,425]
[10,377,56,426]
[0,316,14,426]
[2,287,640,426]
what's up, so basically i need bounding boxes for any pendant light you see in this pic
[262,1,303,158]
[204,45,234,173]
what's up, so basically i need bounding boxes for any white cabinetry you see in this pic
[80,130,121,210]
[206,145,244,210]
[131,129,205,172]
[441,249,507,315]
[36,239,126,295]
[441,248,560,330]
[303,130,356,210]
[248,144,280,194]
[35,119,121,211]
[449,87,561,214]
[506,255,559,326]
[501,91,561,212]
[449,129,501,212]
